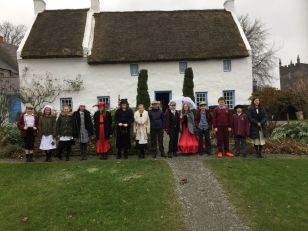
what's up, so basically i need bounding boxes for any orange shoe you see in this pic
[226,151,234,158]
[217,152,223,158]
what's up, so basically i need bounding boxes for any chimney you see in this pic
[0,36,4,44]
[33,0,46,15]
[224,0,235,12]
[90,0,100,12]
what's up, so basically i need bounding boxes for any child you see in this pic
[178,103,199,155]
[39,105,57,162]
[213,97,234,158]
[94,101,112,160]
[17,103,39,162]
[133,104,151,159]
[195,101,212,155]
[115,99,134,159]
[56,105,74,161]
[165,101,180,158]
[73,103,94,160]
[232,105,249,157]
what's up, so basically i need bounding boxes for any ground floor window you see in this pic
[195,92,208,108]
[60,97,73,111]
[97,96,110,108]
[223,90,235,109]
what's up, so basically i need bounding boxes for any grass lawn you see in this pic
[205,159,308,231]
[0,160,186,231]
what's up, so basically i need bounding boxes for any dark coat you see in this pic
[149,109,165,129]
[17,113,39,137]
[195,109,213,130]
[72,110,94,138]
[39,114,56,137]
[232,113,250,137]
[247,106,268,139]
[93,111,112,140]
[165,109,180,134]
[56,113,74,137]
[114,108,134,149]
[213,106,232,128]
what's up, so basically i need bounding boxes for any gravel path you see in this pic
[166,155,250,231]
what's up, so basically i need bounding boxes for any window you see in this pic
[130,64,139,76]
[60,98,73,111]
[97,96,110,108]
[179,61,188,74]
[223,90,235,109]
[223,59,232,72]
[0,73,4,77]
[195,92,208,108]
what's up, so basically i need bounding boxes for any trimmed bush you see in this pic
[182,67,195,101]
[136,69,151,110]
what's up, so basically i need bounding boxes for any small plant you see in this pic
[271,121,308,144]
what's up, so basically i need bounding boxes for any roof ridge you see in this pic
[95,9,226,14]
[44,8,89,12]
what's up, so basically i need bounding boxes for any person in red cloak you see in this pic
[93,101,112,160]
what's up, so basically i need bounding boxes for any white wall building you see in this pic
[18,0,252,113]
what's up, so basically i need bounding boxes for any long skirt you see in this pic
[178,126,199,154]
[24,127,35,150]
[96,124,110,154]
[254,130,266,145]
[40,135,57,150]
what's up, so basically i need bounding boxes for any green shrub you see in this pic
[0,124,23,146]
[271,121,308,144]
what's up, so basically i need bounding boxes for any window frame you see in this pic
[223,59,232,72]
[195,91,208,108]
[222,90,235,109]
[179,61,188,74]
[60,97,73,111]
[130,63,139,76]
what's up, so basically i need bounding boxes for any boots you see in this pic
[25,154,30,162]
[124,149,128,159]
[116,150,122,159]
[168,152,172,158]
[258,145,264,158]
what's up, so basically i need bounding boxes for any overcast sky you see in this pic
[1,0,307,87]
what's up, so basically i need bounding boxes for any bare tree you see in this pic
[19,70,84,111]
[239,14,278,86]
[0,21,27,46]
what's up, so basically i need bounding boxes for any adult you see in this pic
[247,97,268,158]
[165,101,180,158]
[73,103,94,160]
[115,99,134,159]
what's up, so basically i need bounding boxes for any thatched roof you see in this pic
[21,9,250,63]
[21,9,88,59]
[88,10,249,64]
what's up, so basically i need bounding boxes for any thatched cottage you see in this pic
[18,0,252,112]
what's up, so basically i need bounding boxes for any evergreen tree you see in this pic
[182,67,195,101]
[136,69,151,109]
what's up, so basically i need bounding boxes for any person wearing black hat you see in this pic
[165,101,180,158]
[232,105,249,157]
[115,99,134,159]
[195,101,213,155]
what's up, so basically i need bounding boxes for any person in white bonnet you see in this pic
[73,103,94,160]
[39,105,57,162]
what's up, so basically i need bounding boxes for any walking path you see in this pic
[166,155,250,231]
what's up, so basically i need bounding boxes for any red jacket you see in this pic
[213,106,232,128]
[195,109,213,130]
[232,113,250,137]
[17,112,39,137]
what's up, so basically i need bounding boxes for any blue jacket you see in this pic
[149,109,165,129]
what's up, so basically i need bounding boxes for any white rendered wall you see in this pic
[18,57,252,113]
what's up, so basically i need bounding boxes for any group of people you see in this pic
[17,96,267,162]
